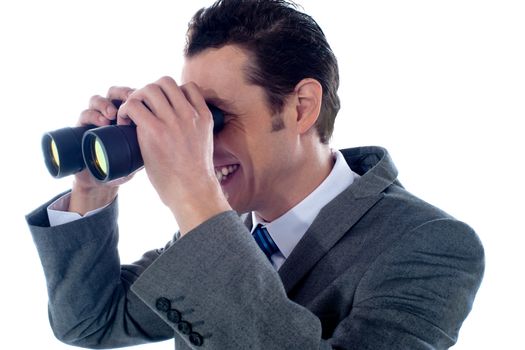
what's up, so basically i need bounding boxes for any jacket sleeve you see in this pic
[131,210,324,349]
[131,213,484,350]
[27,194,174,349]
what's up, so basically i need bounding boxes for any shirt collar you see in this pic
[252,150,358,258]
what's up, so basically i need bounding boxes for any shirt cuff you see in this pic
[47,192,110,227]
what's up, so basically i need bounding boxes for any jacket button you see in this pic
[167,309,182,323]
[189,332,204,346]
[155,297,171,312]
[178,321,192,334]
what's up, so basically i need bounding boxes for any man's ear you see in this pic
[294,78,323,135]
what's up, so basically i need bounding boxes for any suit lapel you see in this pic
[277,189,383,294]
[278,146,398,294]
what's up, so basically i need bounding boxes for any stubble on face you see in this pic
[271,114,285,132]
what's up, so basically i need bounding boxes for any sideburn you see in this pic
[271,115,286,132]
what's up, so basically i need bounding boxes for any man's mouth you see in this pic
[214,164,240,183]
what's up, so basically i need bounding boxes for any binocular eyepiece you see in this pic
[42,104,224,182]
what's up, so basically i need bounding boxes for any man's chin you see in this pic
[224,196,249,215]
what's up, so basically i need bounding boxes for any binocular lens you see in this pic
[50,139,60,169]
[93,137,108,178]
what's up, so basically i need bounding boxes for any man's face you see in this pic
[181,45,300,219]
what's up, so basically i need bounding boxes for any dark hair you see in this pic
[185,0,340,144]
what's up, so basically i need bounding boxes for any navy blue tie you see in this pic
[252,224,280,261]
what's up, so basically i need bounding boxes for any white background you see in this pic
[1,1,523,349]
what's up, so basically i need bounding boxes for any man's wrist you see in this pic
[169,184,232,236]
[48,192,115,226]
[69,182,118,216]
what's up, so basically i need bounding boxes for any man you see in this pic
[27,0,484,349]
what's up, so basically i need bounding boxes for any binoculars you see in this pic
[42,103,224,182]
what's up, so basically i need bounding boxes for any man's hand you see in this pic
[117,76,231,235]
[69,86,135,215]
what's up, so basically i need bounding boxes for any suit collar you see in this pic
[342,146,400,198]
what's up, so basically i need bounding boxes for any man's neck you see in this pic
[256,145,334,222]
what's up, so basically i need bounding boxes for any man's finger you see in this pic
[181,82,212,126]
[88,95,117,119]
[155,76,194,120]
[79,109,110,127]
[106,86,135,101]
[117,96,156,128]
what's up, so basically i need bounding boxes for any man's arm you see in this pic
[27,195,174,348]
[131,210,323,349]
[131,213,484,350]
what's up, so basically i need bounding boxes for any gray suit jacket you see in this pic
[27,146,484,349]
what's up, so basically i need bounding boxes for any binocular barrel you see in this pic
[42,125,96,178]
[42,104,224,182]
[82,125,143,182]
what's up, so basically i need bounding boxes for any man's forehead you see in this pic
[181,45,255,110]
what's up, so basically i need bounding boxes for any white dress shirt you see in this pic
[47,192,110,226]
[251,150,358,270]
